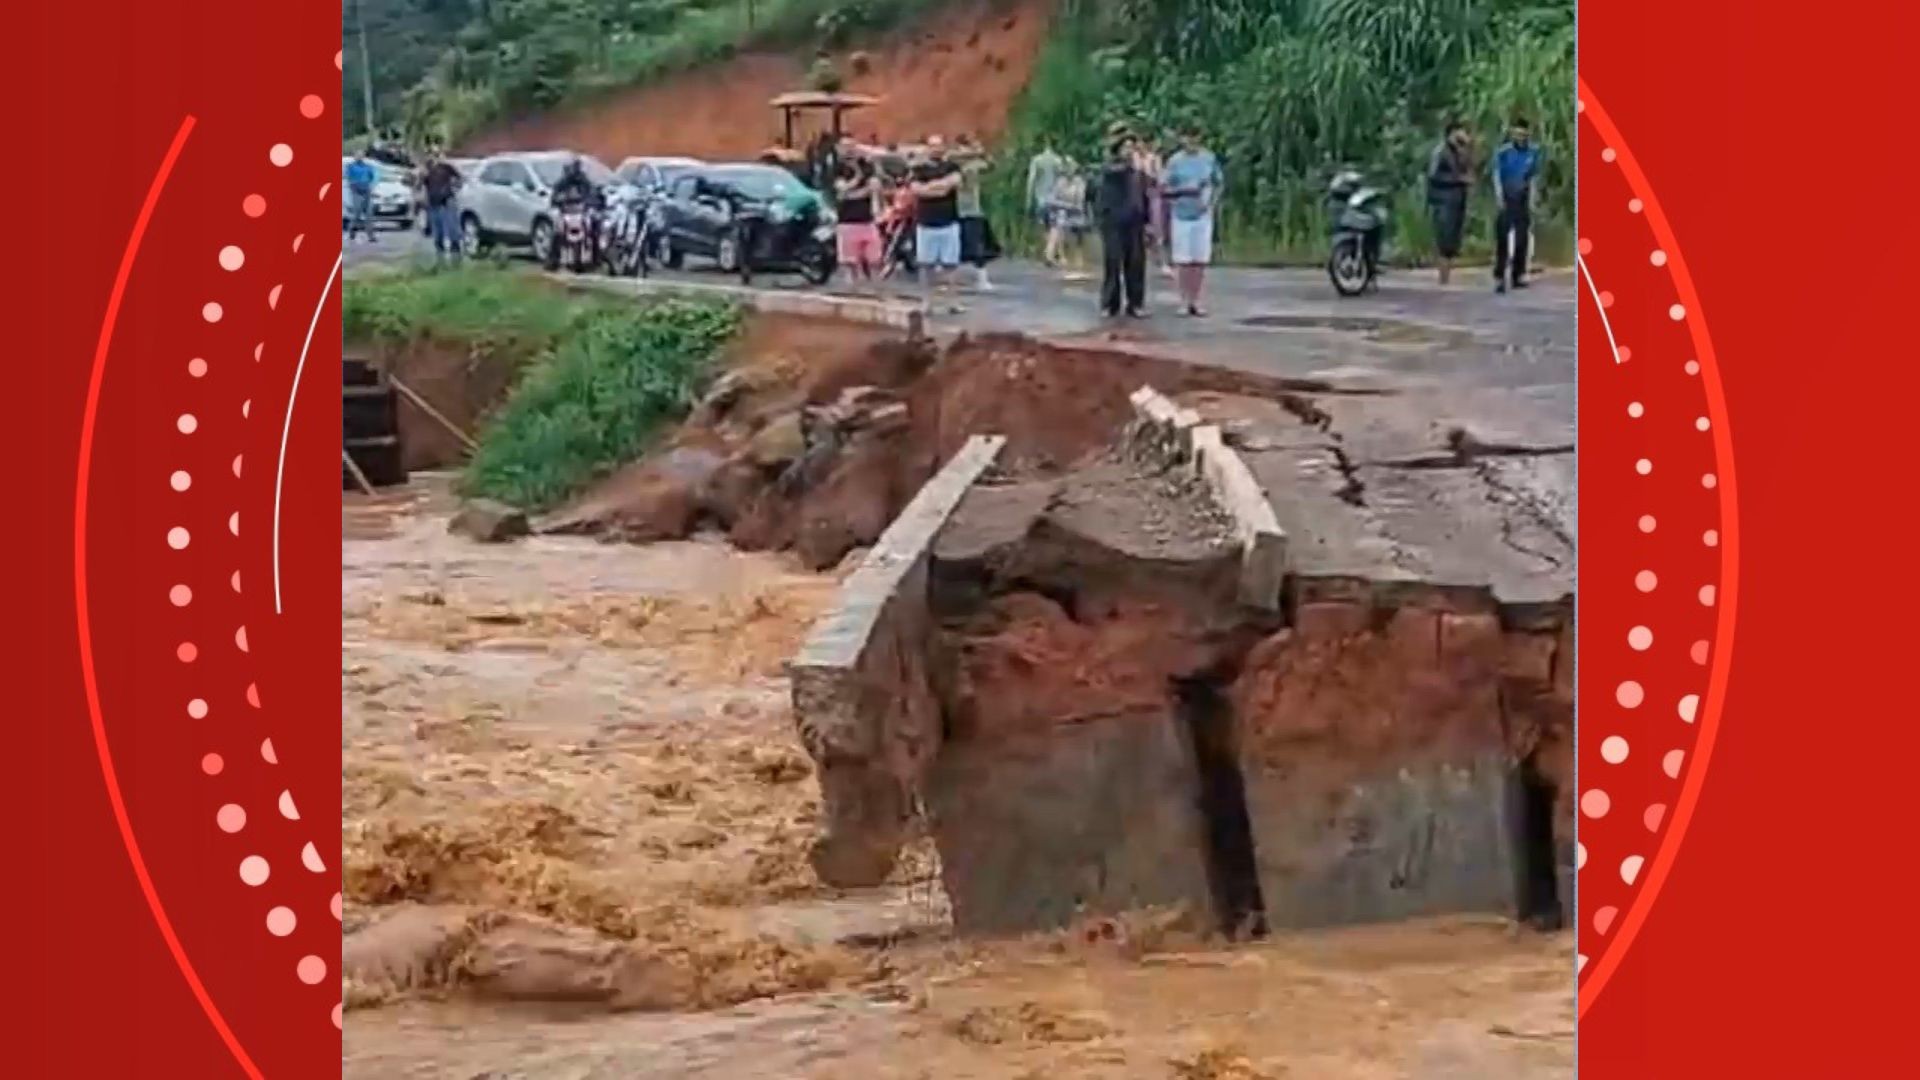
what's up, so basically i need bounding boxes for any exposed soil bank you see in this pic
[552,317,1349,572]
[463,0,1056,161]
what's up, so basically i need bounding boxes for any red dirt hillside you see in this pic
[462,0,1055,161]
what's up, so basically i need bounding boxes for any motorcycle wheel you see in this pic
[1328,235,1369,297]
[716,235,741,275]
[798,245,835,287]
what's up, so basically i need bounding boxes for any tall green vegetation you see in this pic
[344,267,740,510]
[987,0,1574,264]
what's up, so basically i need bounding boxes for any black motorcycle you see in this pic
[600,191,654,278]
[1327,169,1389,297]
[731,201,838,287]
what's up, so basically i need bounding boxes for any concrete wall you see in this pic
[788,434,1006,887]
[927,716,1218,935]
[1245,755,1519,928]
[1231,604,1526,930]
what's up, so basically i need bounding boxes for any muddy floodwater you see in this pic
[342,477,1572,1080]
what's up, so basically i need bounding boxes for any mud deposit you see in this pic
[545,316,1337,573]
[344,478,1569,1079]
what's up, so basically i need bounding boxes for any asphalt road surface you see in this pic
[344,223,1577,607]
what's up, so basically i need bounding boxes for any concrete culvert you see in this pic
[790,386,1575,939]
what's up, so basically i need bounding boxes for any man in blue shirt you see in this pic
[344,154,377,243]
[1491,116,1541,293]
[1162,126,1224,317]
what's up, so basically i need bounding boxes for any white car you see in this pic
[341,159,413,230]
[460,151,615,262]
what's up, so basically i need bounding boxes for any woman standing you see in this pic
[834,154,882,287]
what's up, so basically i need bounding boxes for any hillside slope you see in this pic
[463,0,1052,160]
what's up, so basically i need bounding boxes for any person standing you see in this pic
[909,135,965,301]
[1094,132,1150,318]
[1426,121,1473,286]
[345,153,377,243]
[954,133,999,291]
[834,153,882,286]
[1491,116,1541,293]
[420,151,464,265]
[1163,126,1224,317]
[1132,133,1167,278]
[1027,140,1064,238]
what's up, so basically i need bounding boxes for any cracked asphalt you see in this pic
[348,235,1575,610]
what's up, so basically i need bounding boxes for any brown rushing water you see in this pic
[341,476,1572,1080]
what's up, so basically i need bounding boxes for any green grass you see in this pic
[983,0,1573,267]
[343,266,741,510]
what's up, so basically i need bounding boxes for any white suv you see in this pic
[460,151,614,262]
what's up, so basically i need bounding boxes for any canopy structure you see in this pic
[769,91,881,148]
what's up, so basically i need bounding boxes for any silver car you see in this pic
[415,157,479,235]
[341,159,413,230]
[460,151,615,262]
[612,155,702,200]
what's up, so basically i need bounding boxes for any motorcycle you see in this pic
[544,198,600,273]
[600,190,654,278]
[1327,169,1389,297]
[733,199,838,287]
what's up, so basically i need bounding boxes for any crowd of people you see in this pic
[350,112,1544,304]
[822,110,1540,317]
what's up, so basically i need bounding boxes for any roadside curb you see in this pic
[1128,385,1289,611]
[550,272,927,334]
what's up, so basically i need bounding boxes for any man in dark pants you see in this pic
[1426,120,1472,285]
[1095,133,1149,318]
[1492,116,1542,293]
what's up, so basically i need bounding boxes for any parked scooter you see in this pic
[1327,169,1389,297]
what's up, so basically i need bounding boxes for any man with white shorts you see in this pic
[910,135,965,301]
[1162,127,1224,317]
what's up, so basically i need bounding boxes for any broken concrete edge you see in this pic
[1129,385,1289,612]
[789,434,1008,676]
[551,272,927,335]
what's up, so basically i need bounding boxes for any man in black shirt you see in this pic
[910,135,964,298]
[420,152,464,265]
[1094,133,1150,318]
[1425,121,1472,285]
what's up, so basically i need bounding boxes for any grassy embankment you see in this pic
[344,266,739,509]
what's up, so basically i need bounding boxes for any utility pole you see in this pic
[353,0,377,139]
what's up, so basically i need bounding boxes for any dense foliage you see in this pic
[986,0,1574,264]
[344,267,740,509]
[349,0,1572,264]
[347,0,941,147]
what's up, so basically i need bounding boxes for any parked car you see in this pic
[459,151,616,263]
[414,157,479,235]
[654,163,837,284]
[612,156,702,201]
[341,159,414,231]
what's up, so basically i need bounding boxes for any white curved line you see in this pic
[1575,254,1624,364]
[273,253,344,614]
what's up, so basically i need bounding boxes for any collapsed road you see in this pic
[343,261,1576,1077]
